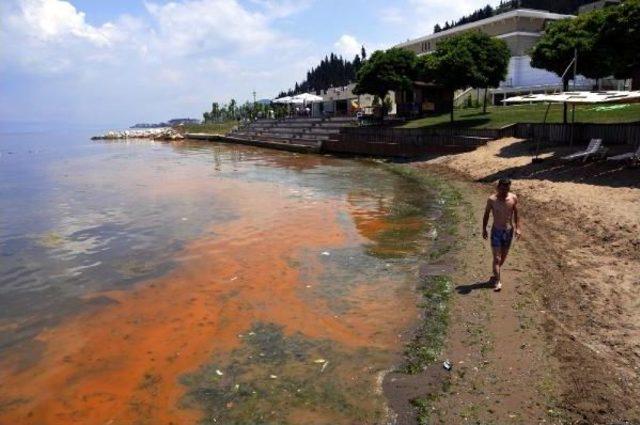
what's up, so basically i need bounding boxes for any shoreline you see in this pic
[398,137,640,424]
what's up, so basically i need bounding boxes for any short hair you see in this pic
[498,178,511,186]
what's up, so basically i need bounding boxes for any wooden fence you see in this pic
[322,121,639,158]
[339,126,514,141]
[512,122,640,145]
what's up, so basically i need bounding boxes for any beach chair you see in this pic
[607,144,640,166]
[561,138,606,162]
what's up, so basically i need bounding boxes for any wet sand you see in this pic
[414,137,640,424]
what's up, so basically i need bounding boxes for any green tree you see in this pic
[601,0,640,88]
[228,99,237,119]
[529,10,619,122]
[574,9,613,85]
[353,48,418,116]
[530,18,578,85]
[210,102,220,121]
[463,32,511,113]
[418,35,479,123]
[530,18,582,123]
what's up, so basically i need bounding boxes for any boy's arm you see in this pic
[513,195,521,238]
[482,199,491,239]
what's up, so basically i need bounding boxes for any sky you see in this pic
[0,0,493,129]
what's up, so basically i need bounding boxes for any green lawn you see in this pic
[402,103,640,129]
[179,121,238,134]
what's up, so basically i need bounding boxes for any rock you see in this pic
[91,127,184,141]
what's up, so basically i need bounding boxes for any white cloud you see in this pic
[9,0,119,46]
[334,34,361,58]
[0,0,324,127]
[143,0,283,56]
[248,0,314,19]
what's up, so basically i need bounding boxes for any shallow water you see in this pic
[0,132,439,424]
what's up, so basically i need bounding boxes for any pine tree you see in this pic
[279,50,365,95]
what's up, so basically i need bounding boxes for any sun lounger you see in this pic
[607,144,640,166]
[561,138,606,161]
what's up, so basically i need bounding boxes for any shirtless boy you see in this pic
[482,178,521,291]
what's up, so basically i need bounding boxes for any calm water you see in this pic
[0,131,439,424]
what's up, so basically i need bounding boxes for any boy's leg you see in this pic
[495,231,513,290]
[492,246,502,284]
[500,246,510,266]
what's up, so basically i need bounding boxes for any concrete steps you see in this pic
[223,117,354,152]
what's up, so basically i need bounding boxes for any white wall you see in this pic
[500,56,593,89]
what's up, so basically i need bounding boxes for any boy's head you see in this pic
[497,178,511,196]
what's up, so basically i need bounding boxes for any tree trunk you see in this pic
[562,78,569,124]
[450,91,455,124]
[632,68,640,91]
[482,87,488,114]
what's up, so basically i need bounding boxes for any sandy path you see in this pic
[416,137,640,424]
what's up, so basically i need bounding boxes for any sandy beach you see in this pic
[412,137,640,424]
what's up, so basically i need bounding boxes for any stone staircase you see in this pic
[225,117,356,153]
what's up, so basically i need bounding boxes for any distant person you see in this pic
[482,178,521,291]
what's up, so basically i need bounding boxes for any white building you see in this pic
[311,84,396,117]
[395,9,594,100]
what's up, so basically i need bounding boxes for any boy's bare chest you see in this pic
[491,198,514,215]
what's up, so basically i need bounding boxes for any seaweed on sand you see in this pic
[180,322,388,425]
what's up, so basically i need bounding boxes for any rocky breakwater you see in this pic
[91,127,184,141]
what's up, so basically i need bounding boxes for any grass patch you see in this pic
[411,395,436,425]
[179,121,238,135]
[403,275,453,374]
[401,103,640,129]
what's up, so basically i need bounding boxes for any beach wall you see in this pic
[324,126,514,158]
